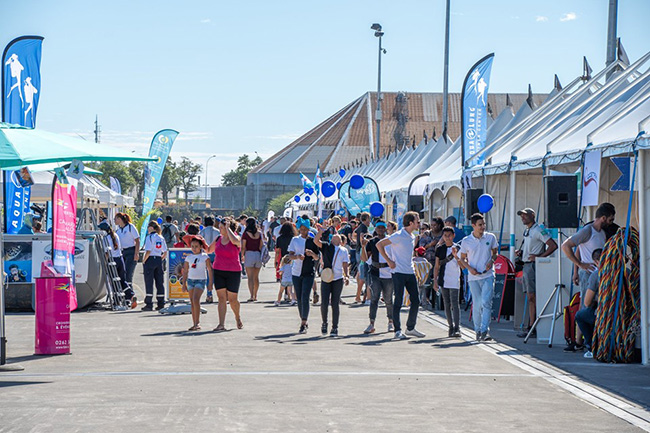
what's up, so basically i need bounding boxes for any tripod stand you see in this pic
[523,230,566,347]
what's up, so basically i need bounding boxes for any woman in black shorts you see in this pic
[208,217,243,331]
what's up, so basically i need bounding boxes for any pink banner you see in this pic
[35,277,71,355]
[52,168,78,311]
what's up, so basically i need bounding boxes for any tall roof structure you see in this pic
[251,91,547,180]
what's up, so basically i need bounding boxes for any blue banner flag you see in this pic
[338,181,362,215]
[461,53,494,167]
[2,36,44,233]
[348,177,380,212]
[139,129,178,240]
[109,176,122,194]
[610,157,632,191]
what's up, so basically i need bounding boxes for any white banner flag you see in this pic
[582,150,602,207]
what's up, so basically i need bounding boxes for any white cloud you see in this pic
[536,16,548,22]
[560,12,577,22]
[200,19,211,24]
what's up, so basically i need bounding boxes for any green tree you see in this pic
[128,161,145,205]
[91,161,136,195]
[266,190,300,216]
[159,157,181,204]
[221,154,263,187]
[177,156,202,200]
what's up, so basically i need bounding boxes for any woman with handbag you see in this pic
[241,217,263,302]
[314,227,350,337]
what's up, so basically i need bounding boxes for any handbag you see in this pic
[261,244,271,266]
[321,247,340,283]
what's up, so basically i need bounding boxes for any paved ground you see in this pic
[1,261,649,432]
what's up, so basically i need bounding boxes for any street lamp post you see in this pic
[371,23,386,159]
[205,154,216,206]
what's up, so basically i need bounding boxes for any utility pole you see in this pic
[371,23,385,159]
[606,0,618,79]
[94,115,101,144]
[442,0,451,140]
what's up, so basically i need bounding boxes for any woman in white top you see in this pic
[142,221,168,311]
[182,236,213,331]
[114,212,140,286]
[99,221,136,309]
[314,227,349,337]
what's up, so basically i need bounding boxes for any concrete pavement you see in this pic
[1,261,649,432]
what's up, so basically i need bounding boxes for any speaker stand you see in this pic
[524,230,566,347]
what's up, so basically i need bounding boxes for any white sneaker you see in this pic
[405,328,426,338]
[290,300,297,306]
[273,301,281,307]
[394,331,409,340]
[584,351,593,359]
[364,300,371,306]
[387,322,395,332]
[363,324,375,334]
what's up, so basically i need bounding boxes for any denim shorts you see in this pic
[358,262,368,280]
[186,278,207,290]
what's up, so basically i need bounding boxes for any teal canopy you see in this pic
[0,122,155,168]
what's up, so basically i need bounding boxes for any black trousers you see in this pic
[143,256,165,307]
[114,255,135,300]
[321,278,344,328]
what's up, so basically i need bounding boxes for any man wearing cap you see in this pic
[515,208,557,338]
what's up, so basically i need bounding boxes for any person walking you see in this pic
[114,212,140,287]
[376,211,426,340]
[314,228,350,337]
[241,217,263,302]
[199,216,221,304]
[288,217,320,334]
[515,208,558,338]
[361,220,394,334]
[354,212,371,303]
[161,215,179,249]
[458,213,499,342]
[141,221,168,311]
[275,222,296,300]
[209,218,243,331]
[275,255,297,306]
[433,227,463,337]
[182,236,213,331]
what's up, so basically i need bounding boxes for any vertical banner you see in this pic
[582,150,602,206]
[2,36,44,233]
[52,164,80,311]
[461,53,494,168]
[109,176,122,194]
[139,129,178,240]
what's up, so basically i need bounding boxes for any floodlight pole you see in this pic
[371,24,385,159]
[205,155,216,206]
[605,0,618,80]
[442,0,451,139]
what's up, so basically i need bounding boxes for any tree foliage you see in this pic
[177,156,203,200]
[266,190,300,216]
[221,154,263,187]
[159,157,182,204]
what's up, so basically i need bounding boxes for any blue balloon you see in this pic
[339,169,346,177]
[294,195,301,203]
[307,187,314,195]
[303,187,309,194]
[305,196,311,202]
[156,217,163,224]
[199,225,204,230]
[477,194,494,213]
[350,175,365,190]
[336,182,342,190]
[322,181,336,198]
[369,201,385,217]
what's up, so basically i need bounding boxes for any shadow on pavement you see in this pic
[0,381,51,388]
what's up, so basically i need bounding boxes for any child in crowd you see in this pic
[174,231,187,248]
[275,255,297,306]
[182,237,213,331]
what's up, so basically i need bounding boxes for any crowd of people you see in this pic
[99,200,619,350]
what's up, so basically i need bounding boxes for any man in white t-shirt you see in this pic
[377,211,426,340]
[561,202,615,352]
[459,213,498,342]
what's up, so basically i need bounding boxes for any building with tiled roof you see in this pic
[248,91,547,186]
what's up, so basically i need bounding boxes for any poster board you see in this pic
[167,248,192,300]
[32,239,90,284]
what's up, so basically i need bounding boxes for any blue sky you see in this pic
[1,0,648,184]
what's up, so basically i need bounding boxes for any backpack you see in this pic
[564,292,581,345]
[162,223,174,245]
